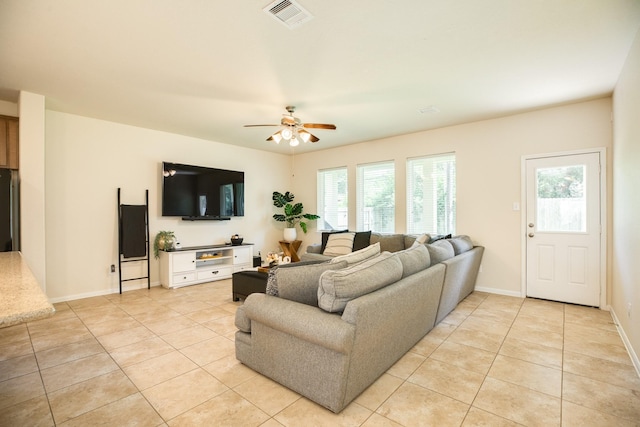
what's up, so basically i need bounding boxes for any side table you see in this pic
[279,240,302,262]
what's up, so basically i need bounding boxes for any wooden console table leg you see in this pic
[279,240,302,262]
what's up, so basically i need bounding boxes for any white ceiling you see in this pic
[1,0,639,154]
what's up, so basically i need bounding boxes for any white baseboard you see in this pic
[610,308,640,378]
[474,286,523,298]
[49,281,161,304]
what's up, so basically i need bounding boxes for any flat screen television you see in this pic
[162,162,244,219]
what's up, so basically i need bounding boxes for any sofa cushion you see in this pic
[265,259,325,297]
[426,239,455,263]
[352,231,372,251]
[330,242,380,266]
[323,232,356,256]
[318,252,403,313]
[395,244,431,278]
[320,230,348,252]
[370,233,406,253]
[277,260,348,306]
[448,235,474,255]
[235,305,251,332]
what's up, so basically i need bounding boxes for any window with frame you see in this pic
[407,153,456,235]
[317,167,348,231]
[357,161,395,232]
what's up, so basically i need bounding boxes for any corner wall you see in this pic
[612,28,640,370]
[292,98,613,297]
[44,111,291,301]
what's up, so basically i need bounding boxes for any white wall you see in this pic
[19,92,47,291]
[44,111,291,301]
[292,98,613,297]
[612,29,640,370]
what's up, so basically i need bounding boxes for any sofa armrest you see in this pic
[306,243,323,254]
[241,293,355,354]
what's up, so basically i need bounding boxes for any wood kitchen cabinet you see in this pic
[0,115,19,169]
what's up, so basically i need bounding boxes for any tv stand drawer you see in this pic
[173,272,196,285]
[197,266,232,281]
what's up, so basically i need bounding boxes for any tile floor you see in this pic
[1,280,639,426]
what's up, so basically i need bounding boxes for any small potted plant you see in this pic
[153,230,176,259]
[272,191,320,242]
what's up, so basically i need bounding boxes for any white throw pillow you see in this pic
[323,232,355,256]
[330,242,380,265]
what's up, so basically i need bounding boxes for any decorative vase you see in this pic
[283,227,297,242]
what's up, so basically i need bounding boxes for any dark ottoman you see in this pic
[232,270,268,301]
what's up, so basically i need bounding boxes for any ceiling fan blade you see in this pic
[244,124,280,127]
[303,123,336,130]
[308,133,319,143]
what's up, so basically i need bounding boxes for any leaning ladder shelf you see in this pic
[117,188,151,294]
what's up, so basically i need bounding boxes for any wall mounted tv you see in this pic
[162,162,244,220]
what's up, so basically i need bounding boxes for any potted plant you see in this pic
[153,230,176,259]
[272,191,320,241]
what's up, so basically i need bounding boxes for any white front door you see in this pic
[525,152,602,306]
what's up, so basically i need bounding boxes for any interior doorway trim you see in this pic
[520,148,608,309]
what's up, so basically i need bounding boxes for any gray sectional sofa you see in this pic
[234,235,483,413]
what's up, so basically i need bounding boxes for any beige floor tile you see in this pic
[564,304,615,329]
[488,354,562,397]
[499,336,563,369]
[0,372,45,411]
[73,304,129,324]
[376,382,469,426]
[164,300,213,315]
[561,400,638,427]
[564,321,626,347]
[40,352,119,392]
[29,327,94,353]
[361,413,403,427]
[458,315,511,337]
[234,374,301,416]
[563,350,640,391]
[57,392,164,427]
[185,306,234,323]
[354,373,403,411]
[0,394,54,427]
[129,306,183,323]
[408,358,484,404]
[160,324,219,349]
[48,370,137,424]
[97,325,156,351]
[462,407,520,426]
[84,315,143,337]
[203,354,258,388]
[0,323,30,346]
[563,336,633,366]
[66,295,111,309]
[562,372,640,422]
[506,322,564,350]
[0,353,38,381]
[202,315,238,335]
[385,350,426,379]
[473,377,561,426]
[409,334,442,357]
[430,341,496,375]
[447,326,506,353]
[167,389,269,426]
[0,338,33,362]
[180,335,235,366]
[122,350,198,390]
[275,398,372,427]
[468,306,518,325]
[34,337,104,369]
[143,315,199,335]
[440,309,468,326]
[424,321,458,341]
[109,336,175,367]
[142,368,228,420]
[511,312,564,335]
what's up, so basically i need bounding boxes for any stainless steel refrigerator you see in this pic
[0,168,19,252]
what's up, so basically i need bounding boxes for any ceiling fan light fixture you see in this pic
[272,132,283,144]
[281,127,293,140]
[290,137,300,147]
[298,129,311,143]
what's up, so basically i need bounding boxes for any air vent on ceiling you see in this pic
[263,0,313,29]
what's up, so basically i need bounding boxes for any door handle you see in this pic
[528,223,534,228]
[528,233,535,238]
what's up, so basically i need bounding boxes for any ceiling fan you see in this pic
[244,106,336,146]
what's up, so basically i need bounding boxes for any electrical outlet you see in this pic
[110,264,116,273]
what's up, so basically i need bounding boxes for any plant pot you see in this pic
[283,227,297,242]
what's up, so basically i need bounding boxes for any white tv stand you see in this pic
[159,244,253,289]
